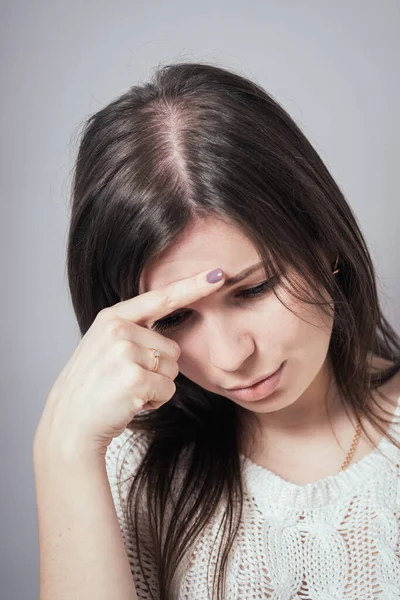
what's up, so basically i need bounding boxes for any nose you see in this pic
[207,321,255,372]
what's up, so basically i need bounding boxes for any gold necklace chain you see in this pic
[339,415,362,472]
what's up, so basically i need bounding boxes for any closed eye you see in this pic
[151,276,278,333]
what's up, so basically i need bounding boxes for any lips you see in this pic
[224,362,284,403]
[225,367,280,391]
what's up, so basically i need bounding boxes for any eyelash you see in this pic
[151,277,276,333]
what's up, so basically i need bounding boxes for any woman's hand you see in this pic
[33,268,225,458]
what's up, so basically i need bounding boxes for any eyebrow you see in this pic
[142,261,267,296]
[146,261,269,326]
[222,261,265,287]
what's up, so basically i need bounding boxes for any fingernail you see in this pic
[207,268,224,283]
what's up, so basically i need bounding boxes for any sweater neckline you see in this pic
[240,394,400,508]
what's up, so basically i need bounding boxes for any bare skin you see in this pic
[139,216,400,486]
[240,355,400,486]
[33,266,228,600]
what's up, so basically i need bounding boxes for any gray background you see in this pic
[1,1,399,598]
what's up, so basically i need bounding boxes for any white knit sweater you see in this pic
[105,395,400,599]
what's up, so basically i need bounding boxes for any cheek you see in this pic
[285,304,335,360]
[175,289,334,380]
[176,338,205,380]
[262,288,335,352]
[248,294,297,348]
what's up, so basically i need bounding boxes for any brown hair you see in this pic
[66,61,400,599]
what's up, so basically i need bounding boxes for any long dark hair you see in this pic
[66,61,400,599]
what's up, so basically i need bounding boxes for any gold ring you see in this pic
[148,348,161,372]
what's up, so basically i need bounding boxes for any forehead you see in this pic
[139,217,260,294]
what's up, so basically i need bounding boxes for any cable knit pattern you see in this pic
[104,429,160,598]
[105,395,400,599]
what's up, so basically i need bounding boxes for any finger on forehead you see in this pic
[113,268,225,325]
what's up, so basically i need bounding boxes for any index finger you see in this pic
[113,268,225,326]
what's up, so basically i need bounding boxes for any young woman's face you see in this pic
[139,217,335,416]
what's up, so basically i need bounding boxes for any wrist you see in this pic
[33,427,106,470]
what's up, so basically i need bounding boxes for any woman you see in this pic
[33,62,400,600]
